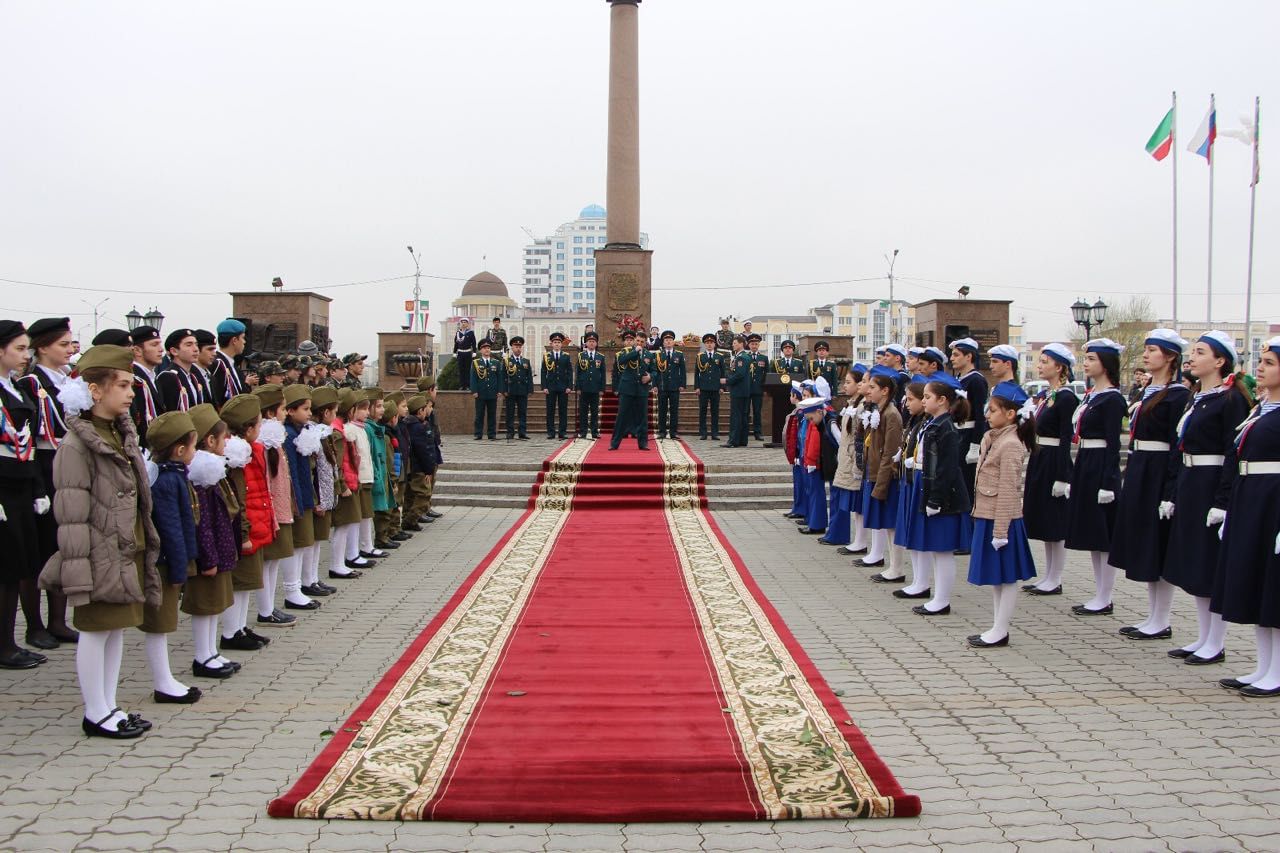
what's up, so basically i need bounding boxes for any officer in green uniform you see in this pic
[608,331,652,451]
[541,332,574,440]
[723,335,751,447]
[471,340,500,440]
[773,339,804,383]
[575,331,606,439]
[654,330,687,440]
[747,333,768,440]
[499,336,533,440]
[808,340,839,393]
[695,332,726,441]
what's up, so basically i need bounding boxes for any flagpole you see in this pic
[1171,90,1179,326]
[1206,92,1216,324]
[1244,96,1260,372]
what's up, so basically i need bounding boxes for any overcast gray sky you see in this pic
[2,0,1276,352]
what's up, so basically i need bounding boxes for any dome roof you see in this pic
[579,204,606,220]
[460,270,508,298]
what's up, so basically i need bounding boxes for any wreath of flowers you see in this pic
[615,314,647,339]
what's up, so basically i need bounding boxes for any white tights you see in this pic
[330,524,356,575]
[257,558,281,618]
[902,551,933,596]
[144,632,188,696]
[359,518,375,553]
[77,629,126,728]
[982,584,1020,644]
[301,543,321,588]
[1247,628,1280,692]
[191,614,230,669]
[1180,596,1229,659]
[1034,541,1066,591]
[1132,579,1176,633]
[1081,551,1115,610]
[221,590,252,640]
[281,552,308,606]
[849,514,868,551]
[925,552,956,612]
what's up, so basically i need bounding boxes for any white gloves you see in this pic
[926,505,941,517]
[1275,531,1279,555]
[965,445,980,464]
[1097,490,1115,505]
[1158,501,1175,520]
[904,457,916,470]
[805,465,817,474]
[892,449,902,463]
[1051,481,1070,499]
[0,504,6,522]
[33,497,51,516]
[1206,508,1226,527]
[991,537,1008,551]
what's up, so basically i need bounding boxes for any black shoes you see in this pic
[0,649,44,670]
[256,611,296,627]
[869,572,903,583]
[798,527,825,535]
[346,558,373,569]
[836,546,867,557]
[220,630,265,651]
[426,510,443,519]
[1071,603,1113,616]
[1120,626,1172,640]
[284,599,321,611]
[329,569,362,579]
[816,538,841,546]
[783,512,804,520]
[913,604,951,616]
[361,549,389,559]
[192,657,236,679]
[1024,585,1063,596]
[301,583,333,597]
[1168,647,1194,659]
[401,523,423,532]
[25,629,60,650]
[967,634,1009,648]
[1186,650,1226,665]
[83,710,144,740]
[154,686,202,704]
[893,588,931,599]
[861,559,886,568]
[1240,685,1280,698]
[375,540,400,550]
[419,515,436,524]
[1220,678,1250,691]
[391,532,413,542]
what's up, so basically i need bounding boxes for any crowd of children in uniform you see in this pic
[0,318,445,738]
[782,332,1280,698]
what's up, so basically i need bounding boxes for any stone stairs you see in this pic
[430,440,792,511]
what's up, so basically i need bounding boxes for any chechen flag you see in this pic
[1188,103,1217,163]
[1145,108,1175,161]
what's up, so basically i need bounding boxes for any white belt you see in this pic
[1036,436,1061,447]
[1077,438,1106,449]
[956,421,976,430]
[36,438,59,451]
[1239,461,1280,476]
[1183,453,1226,467]
[1131,440,1171,452]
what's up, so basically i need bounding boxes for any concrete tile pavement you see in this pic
[0,501,1277,852]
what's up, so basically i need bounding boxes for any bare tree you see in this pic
[1067,295,1155,380]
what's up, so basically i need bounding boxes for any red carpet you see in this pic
[269,439,920,821]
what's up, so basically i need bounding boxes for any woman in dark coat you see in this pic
[1022,343,1079,596]
[1109,330,1191,639]
[1212,336,1280,698]
[1164,332,1251,665]
[1064,339,1126,616]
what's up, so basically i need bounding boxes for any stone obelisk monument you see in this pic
[594,0,652,338]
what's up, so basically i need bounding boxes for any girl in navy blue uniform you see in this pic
[1164,331,1252,665]
[893,376,932,600]
[1021,344,1079,596]
[1110,329,1191,639]
[1065,339,1127,616]
[967,381,1038,647]
[1213,337,1280,697]
[910,373,971,616]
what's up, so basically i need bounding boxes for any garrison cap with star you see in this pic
[187,403,222,441]
[406,394,428,413]
[74,344,135,373]
[363,387,384,402]
[253,383,284,409]
[147,410,197,452]
[336,388,358,416]
[283,384,312,407]
[219,394,261,430]
[310,386,339,409]
[384,390,405,407]
[415,376,437,392]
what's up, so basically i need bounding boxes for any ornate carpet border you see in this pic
[659,440,922,819]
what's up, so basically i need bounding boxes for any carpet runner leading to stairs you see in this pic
[269,439,920,822]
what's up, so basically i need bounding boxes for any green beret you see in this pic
[187,403,222,442]
[147,411,196,452]
[415,376,436,392]
[220,395,261,431]
[336,388,358,416]
[253,384,284,409]
[406,394,427,413]
[283,384,312,407]
[75,345,134,374]
[363,387,384,402]
[384,391,405,407]
[310,386,339,410]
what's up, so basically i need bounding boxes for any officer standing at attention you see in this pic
[654,330,686,440]
[471,340,500,440]
[695,333,726,441]
[483,317,508,356]
[575,332,605,439]
[500,336,533,440]
[609,331,652,451]
[541,332,573,440]
[723,335,752,448]
[747,333,768,441]
[774,339,804,382]
[808,341,839,393]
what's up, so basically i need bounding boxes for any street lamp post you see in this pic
[407,245,422,332]
[1071,298,1108,340]
[144,308,165,333]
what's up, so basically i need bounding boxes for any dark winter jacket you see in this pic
[920,412,971,516]
[151,461,198,584]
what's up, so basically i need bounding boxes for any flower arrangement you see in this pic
[615,314,647,339]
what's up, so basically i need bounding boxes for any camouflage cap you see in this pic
[257,360,285,377]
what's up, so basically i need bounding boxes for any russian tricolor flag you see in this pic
[1188,100,1217,163]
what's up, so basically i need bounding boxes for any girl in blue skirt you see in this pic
[967,381,1038,647]
[894,375,933,600]
[823,369,865,547]
[911,373,972,616]
[783,383,807,521]
[861,366,904,578]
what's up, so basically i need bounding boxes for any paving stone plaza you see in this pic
[3,440,1279,852]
